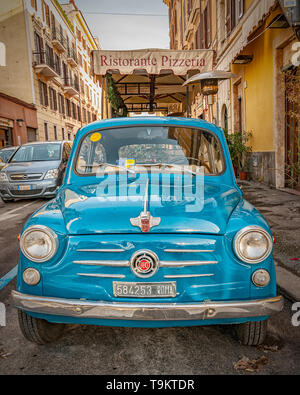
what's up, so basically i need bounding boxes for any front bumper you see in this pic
[11,291,284,321]
[0,179,58,199]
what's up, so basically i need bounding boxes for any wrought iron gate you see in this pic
[285,65,300,190]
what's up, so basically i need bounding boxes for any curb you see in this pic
[275,264,300,302]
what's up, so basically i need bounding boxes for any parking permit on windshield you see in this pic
[90,132,102,142]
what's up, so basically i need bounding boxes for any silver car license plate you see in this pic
[17,185,32,191]
[113,281,177,298]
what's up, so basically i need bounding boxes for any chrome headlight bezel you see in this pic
[233,226,273,264]
[20,225,58,263]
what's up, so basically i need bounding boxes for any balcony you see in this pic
[63,77,79,97]
[66,47,78,68]
[52,29,67,53]
[33,51,60,79]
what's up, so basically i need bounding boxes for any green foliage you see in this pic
[106,74,128,117]
[224,129,252,171]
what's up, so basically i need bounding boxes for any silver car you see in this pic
[0,141,72,202]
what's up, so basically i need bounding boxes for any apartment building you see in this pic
[164,0,299,189]
[0,0,102,144]
[164,0,218,120]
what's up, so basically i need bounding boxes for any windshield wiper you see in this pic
[81,163,136,174]
[138,163,199,176]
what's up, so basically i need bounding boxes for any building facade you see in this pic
[164,0,300,190]
[0,0,102,145]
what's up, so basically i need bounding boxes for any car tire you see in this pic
[18,309,65,345]
[236,319,268,346]
[1,197,13,203]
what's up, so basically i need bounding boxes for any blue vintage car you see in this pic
[12,117,283,345]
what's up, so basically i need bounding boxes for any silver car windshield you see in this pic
[0,148,16,163]
[10,143,61,162]
[75,126,224,175]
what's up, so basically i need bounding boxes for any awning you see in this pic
[93,48,214,76]
[217,0,276,70]
[92,48,214,114]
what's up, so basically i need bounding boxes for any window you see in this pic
[34,32,44,62]
[58,94,65,114]
[82,107,86,123]
[226,0,243,35]
[65,98,71,117]
[204,2,212,48]
[55,53,61,76]
[39,81,48,107]
[238,0,244,19]
[77,105,81,122]
[30,0,37,11]
[54,125,58,140]
[62,127,65,140]
[49,87,57,111]
[76,27,81,41]
[44,123,49,141]
[45,2,50,27]
[78,53,83,67]
[72,102,77,119]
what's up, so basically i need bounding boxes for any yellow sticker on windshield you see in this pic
[90,132,102,142]
[125,159,135,168]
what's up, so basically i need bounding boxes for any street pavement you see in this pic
[239,180,300,302]
[0,192,299,375]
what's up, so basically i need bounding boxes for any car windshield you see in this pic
[10,143,61,162]
[75,126,224,175]
[0,148,16,163]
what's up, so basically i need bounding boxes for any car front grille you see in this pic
[9,173,43,181]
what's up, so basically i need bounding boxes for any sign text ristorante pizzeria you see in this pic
[93,49,214,75]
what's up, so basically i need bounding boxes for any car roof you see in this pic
[21,140,72,146]
[0,146,19,150]
[75,116,222,142]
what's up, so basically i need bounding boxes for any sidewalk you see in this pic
[238,180,300,302]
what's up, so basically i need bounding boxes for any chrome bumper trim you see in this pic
[11,291,284,321]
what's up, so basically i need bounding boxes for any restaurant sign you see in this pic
[93,49,214,76]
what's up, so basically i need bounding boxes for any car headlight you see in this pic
[20,225,58,262]
[233,226,273,264]
[0,172,8,181]
[44,168,59,179]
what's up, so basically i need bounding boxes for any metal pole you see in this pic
[186,73,190,117]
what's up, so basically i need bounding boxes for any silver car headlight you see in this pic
[44,168,59,179]
[0,172,8,181]
[20,225,58,262]
[233,226,273,264]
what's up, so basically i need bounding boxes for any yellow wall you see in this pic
[232,11,284,153]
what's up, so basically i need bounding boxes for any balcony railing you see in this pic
[52,29,67,52]
[63,76,79,96]
[33,51,60,78]
[66,47,78,67]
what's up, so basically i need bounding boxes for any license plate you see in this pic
[17,185,32,191]
[113,281,177,298]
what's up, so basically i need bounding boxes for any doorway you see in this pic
[284,66,300,190]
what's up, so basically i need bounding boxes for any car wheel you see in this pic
[235,319,268,346]
[18,309,65,345]
[1,197,13,203]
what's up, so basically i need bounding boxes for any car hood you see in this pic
[4,161,61,174]
[57,176,241,235]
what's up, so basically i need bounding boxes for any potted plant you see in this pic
[224,129,252,179]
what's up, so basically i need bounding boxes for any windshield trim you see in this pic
[73,124,226,178]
